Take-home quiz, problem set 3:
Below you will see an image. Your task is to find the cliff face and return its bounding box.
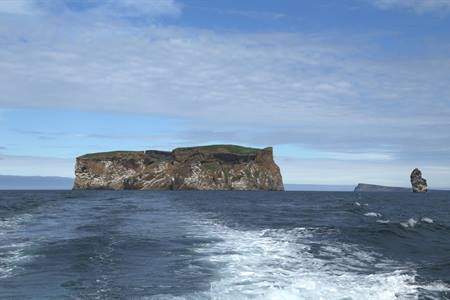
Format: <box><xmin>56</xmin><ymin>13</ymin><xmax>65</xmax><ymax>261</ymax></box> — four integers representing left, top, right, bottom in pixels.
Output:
<box><xmin>73</xmin><ymin>145</ymin><xmax>284</xmax><ymax>191</ymax></box>
<box><xmin>411</xmin><ymin>168</ymin><xmax>428</xmax><ymax>193</ymax></box>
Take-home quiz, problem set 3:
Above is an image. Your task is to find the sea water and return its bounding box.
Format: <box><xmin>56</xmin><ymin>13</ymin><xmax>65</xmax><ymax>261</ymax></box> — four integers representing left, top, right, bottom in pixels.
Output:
<box><xmin>0</xmin><ymin>190</ymin><xmax>449</xmax><ymax>299</ymax></box>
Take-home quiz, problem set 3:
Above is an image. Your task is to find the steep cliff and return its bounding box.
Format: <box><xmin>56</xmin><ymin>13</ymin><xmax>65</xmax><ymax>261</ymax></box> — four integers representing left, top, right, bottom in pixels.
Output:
<box><xmin>73</xmin><ymin>145</ymin><xmax>284</xmax><ymax>191</ymax></box>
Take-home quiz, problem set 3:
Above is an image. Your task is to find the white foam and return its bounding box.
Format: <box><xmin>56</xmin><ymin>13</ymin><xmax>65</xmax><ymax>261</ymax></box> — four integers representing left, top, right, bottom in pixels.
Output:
<box><xmin>0</xmin><ymin>213</ymin><xmax>37</xmax><ymax>278</ymax></box>
<box><xmin>0</xmin><ymin>213</ymin><xmax>33</xmax><ymax>233</ymax></box>
<box><xmin>376</xmin><ymin>219</ymin><xmax>390</xmax><ymax>224</ymax></box>
<box><xmin>400</xmin><ymin>218</ymin><xmax>418</xmax><ymax>228</ymax></box>
<box><xmin>420</xmin><ymin>217</ymin><xmax>434</xmax><ymax>224</ymax></box>
<box><xmin>153</xmin><ymin>220</ymin><xmax>450</xmax><ymax>300</ymax></box>
<box><xmin>364</xmin><ymin>212</ymin><xmax>381</xmax><ymax>217</ymax></box>
<box><xmin>354</xmin><ymin>202</ymin><xmax>361</xmax><ymax>206</ymax></box>
<box><xmin>0</xmin><ymin>242</ymin><xmax>37</xmax><ymax>278</ymax></box>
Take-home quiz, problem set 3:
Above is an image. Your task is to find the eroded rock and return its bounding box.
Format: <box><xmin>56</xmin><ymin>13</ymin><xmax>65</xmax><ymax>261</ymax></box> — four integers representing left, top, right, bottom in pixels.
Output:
<box><xmin>410</xmin><ymin>168</ymin><xmax>428</xmax><ymax>193</ymax></box>
<box><xmin>73</xmin><ymin>145</ymin><xmax>284</xmax><ymax>191</ymax></box>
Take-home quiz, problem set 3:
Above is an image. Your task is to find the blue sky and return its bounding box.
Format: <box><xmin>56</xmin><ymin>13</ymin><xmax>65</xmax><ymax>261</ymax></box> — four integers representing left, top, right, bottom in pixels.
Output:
<box><xmin>0</xmin><ymin>0</ymin><xmax>450</xmax><ymax>187</ymax></box>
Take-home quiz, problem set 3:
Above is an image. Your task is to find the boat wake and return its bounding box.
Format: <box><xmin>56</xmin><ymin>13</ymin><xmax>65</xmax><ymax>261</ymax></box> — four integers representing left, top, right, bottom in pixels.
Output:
<box><xmin>155</xmin><ymin>220</ymin><xmax>449</xmax><ymax>300</ymax></box>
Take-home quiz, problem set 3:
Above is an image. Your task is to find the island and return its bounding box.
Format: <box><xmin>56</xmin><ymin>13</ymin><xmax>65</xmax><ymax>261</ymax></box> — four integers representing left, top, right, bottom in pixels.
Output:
<box><xmin>354</xmin><ymin>183</ymin><xmax>410</xmax><ymax>192</ymax></box>
<box><xmin>354</xmin><ymin>168</ymin><xmax>429</xmax><ymax>193</ymax></box>
<box><xmin>73</xmin><ymin>145</ymin><xmax>284</xmax><ymax>191</ymax></box>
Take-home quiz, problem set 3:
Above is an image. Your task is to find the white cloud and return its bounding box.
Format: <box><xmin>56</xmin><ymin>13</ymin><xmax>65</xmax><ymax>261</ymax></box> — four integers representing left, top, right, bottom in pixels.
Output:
<box><xmin>368</xmin><ymin>0</ymin><xmax>450</xmax><ymax>13</ymax></box>
<box><xmin>110</xmin><ymin>0</ymin><xmax>181</xmax><ymax>17</ymax></box>
<box><xmin>0</xmin><ymin>14</ymin><xmax>449</xmax><ymax>158</ymax></box>
<box><xmin>0</xmin><ymin>0</ymin><xmax>181</xmax><ymax>17</ymax></box>
<box><xmin>2</xmin><ymin>20</ymin><xmax>448</xmax><ymax>125</ymax></box>
<box><xmin>0</xmin><ymin>3</ymin><xmax>449</xmax><ymax>183</ymax></box>
<box><xmin>0</xmin><ymin>23</ymin><xmax>357</xmax><ymax>122</ymax></box>
<box><xmin>0</xmin><ymin>0</ymin><xmax>34</xmax><ymax>15</ymax></box>
<box><xmin>193</xmin><ymin>6</ymin><xmax>286</xmax><ymax>20</ymax></box>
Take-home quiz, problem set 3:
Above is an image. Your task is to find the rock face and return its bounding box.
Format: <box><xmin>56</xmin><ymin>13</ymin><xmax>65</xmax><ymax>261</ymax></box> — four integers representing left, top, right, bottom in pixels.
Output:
<box><xmin>354</xmin><ymin>183</ymin><xmax>410</xmax><ymax>192</ymax></box>
<box><xmin>73</xmin><ymin>145</ymin><xmax>284</xmax><ymax>191</ymax></box>
<box><xmin>410</xmin><ymin>168</ymin><xmax>428</xmax><ymax>193</ymax></box>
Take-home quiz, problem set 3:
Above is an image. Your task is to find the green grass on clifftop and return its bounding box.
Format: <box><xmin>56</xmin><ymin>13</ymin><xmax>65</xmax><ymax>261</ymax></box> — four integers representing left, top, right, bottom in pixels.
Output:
<box><xmin>78</xmin><ymin>145</ymin><xmax>264</xmax><ymax>160</ymax></box>
<box><xmin>78</xmin><ymin>151</ymin><xmax>144</xmax><ymax>160</ymax></box>
<box><xmin>174</xmin><ymin>144</ymin><xmax>261</xmax><ymax>155</ymax></box>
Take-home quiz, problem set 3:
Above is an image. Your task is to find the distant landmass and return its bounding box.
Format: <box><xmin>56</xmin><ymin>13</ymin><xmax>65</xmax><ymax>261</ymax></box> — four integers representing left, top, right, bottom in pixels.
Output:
<box><xmin>285</xmin><ymin>184</ymin><xmax>354</xmax><ymax>191</ymax></box>
<box><xmin>354</xmin><ymin>183</ymin><xmax>411</xmax><ymax>192</ymax></box>
<box><xmin>0</xmin><ymin>175</ymin><xmax>74</xmax><ymax>190</ymax></box>
<box><xmin>355</xmin><ymin>168</ymin><xmax>436</xmax><ymax>192</ymax></box>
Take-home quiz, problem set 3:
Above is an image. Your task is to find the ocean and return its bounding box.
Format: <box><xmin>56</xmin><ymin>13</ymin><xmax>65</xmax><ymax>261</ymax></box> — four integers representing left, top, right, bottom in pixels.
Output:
<box><xmin>0</xmin><ymin>190</ymin><xmax>449</xmax><ymax>299</ymax></box>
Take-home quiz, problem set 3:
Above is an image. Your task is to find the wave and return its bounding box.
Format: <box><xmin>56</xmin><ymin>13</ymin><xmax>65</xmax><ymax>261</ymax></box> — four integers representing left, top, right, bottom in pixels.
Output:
<box><xmin>0</xmin><ymin>213</ymin><xmax>37</xmax><ymax>278</ymax></box>
<box><xmin>153</xmin><ymin>220</ymin><xmax>449</xmax><ymax>299</ymax></box>
<box><xmin>364</xmin><ymin>212</ymin><xmax>382</xmax><ymax>217</ymax></box>
<box><xmin>399</xmin><ymin>217</ymin><xmax>438</xmax><ymax>229</ymax></box>
<box><xmin>421</xmin><ymin>217</ymin><xmax>434</xmax><ymax>224</ymax></box>
<box><xmin>2</xmin><ymin>192</ymin><xmax>449</xmax><ymax>299</ymax></box>
<box><xmin>400</xmin><ymin>218</ymin><xmax>418</xmax><ymax>229</ymax></box>
<box><xmin>376</xmin><ymin>219</ymin><xmax>390</xmax><ymax>224</ymax></box>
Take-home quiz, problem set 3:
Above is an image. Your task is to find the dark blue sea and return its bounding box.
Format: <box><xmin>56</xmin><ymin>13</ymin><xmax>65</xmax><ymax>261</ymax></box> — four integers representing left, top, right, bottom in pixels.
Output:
<box><xmin>1</xmin><ymin>191</ymin><xmax>449</xmax><ymax>299</ymax></box>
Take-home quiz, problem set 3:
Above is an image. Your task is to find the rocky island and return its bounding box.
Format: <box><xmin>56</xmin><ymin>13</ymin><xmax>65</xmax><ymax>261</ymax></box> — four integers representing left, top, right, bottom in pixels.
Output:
<box><xmin>354</xmin><ymin>183</ymin><xmax>410</xmax><ymax>192</ymax></box>
<box><xmin>73</xmin><ymin>145</ymin><xmax>284</xmax><ymax>191</ymax></box>
<box><xmin>354</xmin><ymin>168</ymin><xmax>429</xmax><ymax>192</ymax></box>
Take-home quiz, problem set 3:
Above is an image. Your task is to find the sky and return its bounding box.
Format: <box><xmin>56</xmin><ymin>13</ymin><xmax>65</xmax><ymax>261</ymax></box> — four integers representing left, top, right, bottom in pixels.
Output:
<box><xmin>0</xmin><ymin>0</ymin><xmax>449</xmax><ymax>187</ymax></box>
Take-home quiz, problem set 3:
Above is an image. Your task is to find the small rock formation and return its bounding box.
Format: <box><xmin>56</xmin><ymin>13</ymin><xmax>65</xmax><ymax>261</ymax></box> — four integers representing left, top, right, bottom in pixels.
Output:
<box><xmin>410</xmin><ymin>168</ymin><xmax>428</xmax><ymax>193</ymax></box>
<box><xmin>73</xmin><ymin>145</ymin><xmax>284</xmax><ymax>191</ymax></box>
<box><xmin>354</xmin><ymin>183</ymin><xmax>410</xmax><ymax>192</ymax></box>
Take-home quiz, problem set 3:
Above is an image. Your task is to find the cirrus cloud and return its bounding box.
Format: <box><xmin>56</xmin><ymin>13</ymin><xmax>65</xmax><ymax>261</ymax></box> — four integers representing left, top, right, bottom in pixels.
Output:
<box><xmin>0</xmin><ymin>0</ymin><xmax>450</xmax><ymax>184</ymax></box>
<box><xmin>368</xmin><ymin>0</ymin><xmax>450</xmax><ymax>13</ymax></box>
<box><xmin>0</xmin><ymin>8</ymin><xmax>449</xmax><ymax>162</ymax></box>
<box><xmin>0</xmin><ymin>0</ymin><xmax>182</xmax><ymax>18</ymax></box>
<box><xmin>0</xmin><ymin>0</ymin><xmax>35</xmax><ymax>15</ymax></box>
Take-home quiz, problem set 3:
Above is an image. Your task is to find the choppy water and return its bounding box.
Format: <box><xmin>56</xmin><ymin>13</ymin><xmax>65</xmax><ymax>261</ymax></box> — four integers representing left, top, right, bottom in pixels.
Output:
<box><xmin>0</xmin><ymin>191</ymin><xmax>449</xmax><ymax>299</ymax></box>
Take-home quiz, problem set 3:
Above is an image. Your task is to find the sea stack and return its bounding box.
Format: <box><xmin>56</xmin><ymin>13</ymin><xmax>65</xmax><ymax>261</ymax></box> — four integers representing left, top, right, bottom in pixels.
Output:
<box><xmin>73</xmin><ymin>145</ymin><xmax>284</xmax><ymax>191</ymax></box>
<box><xmin>410</xmin><ymin>168</ymin><xmax>428</xmax><ymax>193</ymax></box>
